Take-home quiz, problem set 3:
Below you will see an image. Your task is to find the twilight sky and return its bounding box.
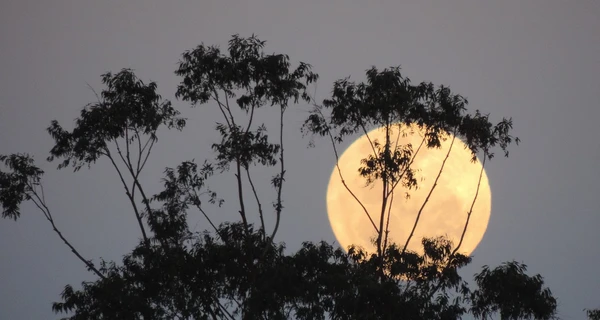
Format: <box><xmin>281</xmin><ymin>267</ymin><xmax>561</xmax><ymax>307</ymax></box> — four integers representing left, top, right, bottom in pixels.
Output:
<box><xmin>1</xmin><ymin>0</ymin><xmax>599</xmax><ymax>319</ymax></box>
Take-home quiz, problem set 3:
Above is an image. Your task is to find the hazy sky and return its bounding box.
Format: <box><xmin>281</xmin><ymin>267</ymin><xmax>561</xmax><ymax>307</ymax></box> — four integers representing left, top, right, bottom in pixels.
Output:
<box><xmin>1</xmin><ymin>1</ymin><xmax>599</xmax><ymax>319</ymax></box>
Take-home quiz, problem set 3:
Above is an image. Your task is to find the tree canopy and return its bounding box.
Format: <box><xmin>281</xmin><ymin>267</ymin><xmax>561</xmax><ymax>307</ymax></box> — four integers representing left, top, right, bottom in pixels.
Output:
<box><xmin>0</xmin><ymin>34</ymin><xmax>585</xmax><ymax>319</ymax></box>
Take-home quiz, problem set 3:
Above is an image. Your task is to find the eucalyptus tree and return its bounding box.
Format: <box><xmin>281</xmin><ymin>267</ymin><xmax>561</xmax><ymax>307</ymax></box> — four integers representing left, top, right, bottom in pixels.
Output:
<box><xmin>0</xmin><ymin>35</ymin><xmax>564</xmax><ymax>319</ymax></box>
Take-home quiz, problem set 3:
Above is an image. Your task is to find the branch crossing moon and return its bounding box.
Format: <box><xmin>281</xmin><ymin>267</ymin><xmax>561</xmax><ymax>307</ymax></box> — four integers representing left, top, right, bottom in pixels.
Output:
<box><xmin>326</xmin><ymin>124</ymin><xmax>491</xmax><ymax>256</ymax></box>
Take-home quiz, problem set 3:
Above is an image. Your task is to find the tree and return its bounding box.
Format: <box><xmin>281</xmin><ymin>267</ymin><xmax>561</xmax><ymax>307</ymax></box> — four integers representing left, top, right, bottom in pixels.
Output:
<box><xmin>1</xmin><ymin>35</ymin><xmax>562</xmax><ymax>319</ymax></box>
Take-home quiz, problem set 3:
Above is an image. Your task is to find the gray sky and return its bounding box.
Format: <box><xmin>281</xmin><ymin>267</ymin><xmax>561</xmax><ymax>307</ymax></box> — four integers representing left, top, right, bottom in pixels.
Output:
<box><xmin>1</xmin><ymin>0</ymin><xmax>599</xmax><ymax>319</ymax></box>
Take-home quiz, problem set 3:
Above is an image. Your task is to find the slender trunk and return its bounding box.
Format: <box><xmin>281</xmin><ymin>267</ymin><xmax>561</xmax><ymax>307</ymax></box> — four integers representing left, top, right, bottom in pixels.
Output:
<box><xmin>270</xmin><ymin>107</ymin><xmax>286</xmax><ymax>241</ymax></box>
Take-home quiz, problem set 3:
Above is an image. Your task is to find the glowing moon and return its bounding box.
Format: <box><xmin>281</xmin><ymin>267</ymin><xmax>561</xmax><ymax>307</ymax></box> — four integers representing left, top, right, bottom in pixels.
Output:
<box><xmin>326</xmin><ymin>124</ymin><xmax>491</xmax><ymax>256</ymax></box>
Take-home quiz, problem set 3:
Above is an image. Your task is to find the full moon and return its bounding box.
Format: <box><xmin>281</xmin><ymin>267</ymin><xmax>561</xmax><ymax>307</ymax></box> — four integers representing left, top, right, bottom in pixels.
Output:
<box><xmin>326</xmin><ymin>124</ymin><xmax>491</xmax><ymax>256</ymax></box>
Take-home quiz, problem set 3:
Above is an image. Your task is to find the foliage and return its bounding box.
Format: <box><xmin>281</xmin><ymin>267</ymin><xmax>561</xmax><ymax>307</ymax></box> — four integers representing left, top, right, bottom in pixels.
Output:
<box><xmin>0</xmin><ymin>35</ymin><xmax>569</xmax><ymax>319</ymax></box>
<box><xmin>587</xmin><ymin>309</ymin><xmax>600</xmax><ymax>320</ymax></box>
<box><xmin>471</xmin><ymin>262</ymin><xmax>557</xmax><ymax>320</ymax></box>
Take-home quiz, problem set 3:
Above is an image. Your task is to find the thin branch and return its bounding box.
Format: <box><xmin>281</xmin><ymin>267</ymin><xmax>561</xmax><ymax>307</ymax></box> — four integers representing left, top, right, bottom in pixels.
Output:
<box><xmin>314</xmin><ymin>105</ymin><xmax>379</xmax><ymax>233</ymax></box>
<box><xmin>139</xmin><ymin>134</ymin><xmax>153</xmax><ymax>156</ymax></box>
<box><xmin>213</xmin><ymin>88</ymin><xmax>248</xmax><ymax>234</ymax></box>
<box><xmin>28</xmin><ymin>186</ymin><xmax>106</xmax><ymax>280</ymax></box>
<box><xmin>244</xmin><ymin>101</ymin><xmax>264</xmax><ymax>238</ymax></box>
<box><xmin>124</xmin><ymin>124</ymin><xmax>134</xmax><ymax>171</ymax></box>
<box><xmin>134</xmin><ymin>128</ymin><xmax>144</xmax><ymax>174</ymax></box>
<box><xmin>382</xmin><ymin>190</ymin><xmax>395</xmax><ymax>253</ymax></box>
<box><xmin>211</xmin><ymin>91</ymin><xmax>232</xmax><ymax>129</ymax></box>
<box><xmin>245</xmin><ymin>104</ymin><xmax>256</xmax><ymax>134</ymax></box>
<box><xmin>113</xmin><ymin>139</ymin><xmax>129</xmax><ymax>169</ymax></box>
<box><xmin>217</xmin><ymin>301</ymin><xmax>235</xmax><ymax>320</ymax></box>
<box><xmin>114</xmin><ymin>138</ymin><xmax>139</xmax><ymax>204</ymax></box>
<box><xmin>223</xmin><ymin>91</ymin><xmax>235</xmax><ymax>124</ymax></box>
<box><xmin>452</xmin><ymin>154</ymin><xmax>486</xmax><ymax>256</ymax></box>
<box><xmin>376</xmin><ymin>125</ymin><xmax>392</xmax><ymax>257</ymax></box>
<box><xmin>39</xmin><ymin>184</ymin><xmax>47</xmax><ymax>204</ymax></box>
<box><xmin>138</xmin><ymin>137</ymin><xmax>155</xmax><ymax>175</ymax></box>
<box><xmin>189</xmin><ymin>190</ymin><xmax>222</xmax><ymax>240</ymax></box>
<box><xmin>402</xmin><ymin>131</ymin><xmax>456</xmax><ymax>254</ymax></box>
<box><xmin>115</xmin><ymin>140</ymin><xmax>154</xmax><ymax>223</ymax></box>
<box><xmin>270</xmin><ymin>106</ymin><xmax>286</xmax><ymax>241</ymax></box>
<box><xmin>424</xmin><ymin>153</ymin><xmax>487</xmax><ymax>302</ymax></box>
<box><xmin>85</xmin><ymin>82</ymin><xmax>102</xmax><ymax>104</ymax></box>
<box><xmin>387</xmin><ymin>132</ymin><xmax>426</xmax><ymax>198</ymax></box>
<box><xmin>359</xmin><ymin>123</ymin><xmax>378</xmax><ymax>167</ymax></box>
<box><xmin>104</xmin><ymin>147</ymin><xmax>149</xmax><ymax>245</ymax></box>
<box><xmin>246</xmin><ymin>167</ymin><xmax>266</xmax><ymax>238</ymax></box>
<box><xmin>235</xmin><ymin>162</ymin><xmax>249</xmax><ymax>235</ymax></box>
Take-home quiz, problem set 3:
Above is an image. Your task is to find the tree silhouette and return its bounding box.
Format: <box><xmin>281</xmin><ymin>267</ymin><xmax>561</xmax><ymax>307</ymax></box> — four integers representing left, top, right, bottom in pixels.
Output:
<box><xmin>0</xmin><ymin>35</ymin><xmax>568</xmax><ymax>319</ymax></box>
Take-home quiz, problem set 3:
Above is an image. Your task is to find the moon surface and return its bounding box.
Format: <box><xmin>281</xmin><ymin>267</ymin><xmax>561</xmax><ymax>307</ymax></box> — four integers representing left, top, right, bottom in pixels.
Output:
<box><xmin>326</xmin><ymin>124</ymin><xmax>491</xmax><ymax>256</ymax></box>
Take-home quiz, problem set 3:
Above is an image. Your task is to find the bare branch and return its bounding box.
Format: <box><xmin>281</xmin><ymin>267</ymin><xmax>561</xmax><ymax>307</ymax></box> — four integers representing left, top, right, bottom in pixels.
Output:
<box><xmin>212</xmin><ymin>88</ymin><xmax>248</xmax><ymax>234</ymax></box>
<box><xmin>189</xmin><ymin>190</ymin><xmax>222</xmax><ymax>241</ymax></box>
<box><xmin>28</xmin><ymin>185</ymin><xmax>106</xmax><ymax>280</ymax></box>
<box><xmin>138</xmin><ymin>137</ymin><xmax>155</xmax><ymax>175</ymax></box>
<box><xmin>246</xmin><ymin>167</ymin><xmax>266</xmax><ymax>238</ymax></box>
<box><xmin>235</xmin><ymin>163</ymin><xmax>249</xmax><ymax>235</ymax></box>
<box><xmin>359</xmin><ymin>123</ymin><xmax>378</xmax><ymax>168</ymax></box>
<box><xmin>211</xmin><ymin>91</ymin><xmax>233</xmax><ymax>129</ymax></box>
<box><xmin>104</xmin><ymin>147</ymin><xmax>149</xmax><ymax>246</ymax></box>
<box><xmin>453</xmin><ymin>154</ymin><xmax>486</xmax><ymax>256</ymax></box>
<box><xmin>313</xmin><ymin>104</ymin><xmax>379</xmax><ymax>233</ymax></box>
<box><xmin>223</xmin><ymin>90</ymin><xmax>235</xmax><ymax>124</ymax></box>
<box><xmin>382</xmin><ymin>190</ymin><xmax>395</xmax><ymax>253</ymax></box>
<box><xmin>124</xmin><ymin>123</ymin><xmax>134</xmax><ymax>171</ymax></box>
<box><xmin>270</xmin><ymin>106</ymin><xmax>285</xmax><ymax>241</ymax></box>
<box><xmin>403</xmin><ymin>131</ymin><xmax>456</xmax><ymax>254</ymax></box>
<box><xmin>387</xmin><ymin>134</ymin><xmax>426</xmax><ymax>198</ymax></box>
<box><xmin>134</xmin><ymin>128</ymin><xmax>143</xmax><ymax>174</ymax></box>
<box><xmin>245</xmin><ymin>104</ymin><xmax>255</xmax><ymax>134</ymax></box>
<box><xmin>376</xmin><ymin>125</ymin><xmax>392</xmax><ymax>257</ymax></box>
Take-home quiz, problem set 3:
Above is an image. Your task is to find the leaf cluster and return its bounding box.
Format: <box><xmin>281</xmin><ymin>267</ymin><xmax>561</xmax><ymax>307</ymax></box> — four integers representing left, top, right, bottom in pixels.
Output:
<box><xmin>47</xmin><ymin>69</ymin><xmax>185</xmax><ymax>171</ymax></box>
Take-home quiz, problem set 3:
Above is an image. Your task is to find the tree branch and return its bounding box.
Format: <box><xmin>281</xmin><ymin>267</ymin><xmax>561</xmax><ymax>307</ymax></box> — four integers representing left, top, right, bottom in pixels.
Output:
<box><xmin>246</xmin><ymin>167</ymin><xmax>266</xmax><ymax>239</ymax></box>
<box><xmin>314</xmin><ymin>106</ymin><xmax>379</xmax><ymax>233</ymax></box>
<box><xmin>387</xmin><ymin>131</ymin><xmax>426</xmax><ymax>198</ymax></box>
<box><xmin>453</xmin><ymin>154</ymin><xmax>486</xmax><ymax>256</ymax></box>
<box><xmin>402</xmin><ymin>131</ymin><xmax>456</xmax><ymax>254</ymax></box>
<box><xmin>270</xmin><ymin>106</ymin><xmax>286</xmax><ymax>241</ymax></box>
<box><xmin>104</xmin><ymin>147</ymin><xmax>149</xmax><ymax>246</ymax></box>
<box><xmin>189</xmin><ymin>190</ymin><xmax>222</xmax><ymax>241</ymax></box>
<box><xmin>382</xmin><ymin>189</ymin><xmax>395</xmax><ymax>253</ymax></box>
<box><xmin>28</xmin><ymin>185</ymin><xmax>106</xmax><ymax>280</ymax></box>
